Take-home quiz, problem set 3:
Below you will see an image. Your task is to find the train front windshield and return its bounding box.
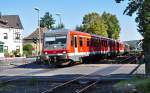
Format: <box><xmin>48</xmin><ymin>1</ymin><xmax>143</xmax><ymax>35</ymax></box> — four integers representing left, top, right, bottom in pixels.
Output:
<box><xmin>44</xmin><ymin>35</ymin><xmax>67</xmax><ymax>50</ymax></box>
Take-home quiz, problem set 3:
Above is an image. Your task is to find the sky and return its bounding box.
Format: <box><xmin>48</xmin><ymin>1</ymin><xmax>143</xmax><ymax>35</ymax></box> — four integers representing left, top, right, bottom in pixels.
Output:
<box><xmin>0</xmin><ymin>0</ymin><xmax>143</xmax><ymax>41</ymax></box>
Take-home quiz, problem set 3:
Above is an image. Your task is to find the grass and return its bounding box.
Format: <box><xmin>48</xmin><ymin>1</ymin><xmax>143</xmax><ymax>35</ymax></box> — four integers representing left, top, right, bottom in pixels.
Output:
<box><xmin>0</xmin><ymin>83</ymin><xmax>16</xmax><ymax>92</ymax></box>
<box><xmin>136</xmin><ymin>78</ymin><xmax>150</xmax><ymax>93</ymax></box>
<box><xmin>28</xmin><ymin>77</ymin><xmax>38</xmax><ymax>86</ymax></box>
<box><xmin>114</xmin><ymin>75</ymin><xmax>150</xmax><ymax>93</ymax></box>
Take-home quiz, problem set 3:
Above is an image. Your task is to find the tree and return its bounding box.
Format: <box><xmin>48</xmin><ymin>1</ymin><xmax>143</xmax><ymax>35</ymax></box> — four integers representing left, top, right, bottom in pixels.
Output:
<box><xmin>76</xmin><ymin>25</ymin><xmax>84</xmax><ymax>31</ymax></box>
<box><xmin>115</xmin><ymin>0</ymin><xmax>150</xmax><ymax>75</ymax></box>
<box><xmin>76</xmin><ymin>12</ymin><xmax>108</xmax><ymax>37</ymax></box>
<box><xmin>23</xmin><ymin>44</ymin><xmax>33</xmax><ymax>56</ymax></box>
<box><xmin>40</xmin><ymin>12</ymin><xmax>55</xmax><ymax>29</ymax></box>
<box><xmin>53</xmin><ymin>23</ymin><xmax>65</xmax><ymax>30</ymax></box>
<box><xmin>102</xmin><ymin>12</ymin><xmax>121</xmax><ymax>39</ymax></box>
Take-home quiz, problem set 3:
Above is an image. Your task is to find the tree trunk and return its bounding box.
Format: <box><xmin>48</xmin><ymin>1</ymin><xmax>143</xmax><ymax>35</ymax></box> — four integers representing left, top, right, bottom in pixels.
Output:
<box><xmin>145</xmin><ymin>55</ymin><xmax>150</xmax><ymax>76</ymax></box>
<box><xmin>143</xmin><ymin>40</ymin><xmax>150</xmax><ymax>76</ymax></box>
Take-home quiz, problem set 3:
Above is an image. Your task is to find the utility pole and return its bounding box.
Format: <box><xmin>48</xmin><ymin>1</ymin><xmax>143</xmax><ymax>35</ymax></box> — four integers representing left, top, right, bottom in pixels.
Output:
<box><xmin>56</xmin><ymin>13</ymin><xmax>62</xmax><ymax>25</ymax></box>
<box><xmin>34</xmin><ymin>8</ymin><xmax>41</xmax><ymax>55</ymax></box>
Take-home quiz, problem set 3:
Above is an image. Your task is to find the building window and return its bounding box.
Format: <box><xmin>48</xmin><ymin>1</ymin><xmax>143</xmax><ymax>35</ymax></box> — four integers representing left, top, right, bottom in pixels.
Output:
<box><xmin>16</xmin><ymin>46</ymin><xmax>20</xmax><ymax>52</ymax></box>
<box><xmin>15</xmin><ymin>33</ymin><xmax>20</xmax><ymax>40</ymax></box>
<box><xmin>4</xmin><ymin>46</ymin><xmax>8</xmax><ymax>52</ymax></box>
<box><xmin>4</xmin><ymin>33</ymin><xmax>8</xmax><ymax>39</ymax></box>
<box><xmin>0</xmin><ymin>45</ymin><xmax>3</xmax><ymax>53</ymax></box>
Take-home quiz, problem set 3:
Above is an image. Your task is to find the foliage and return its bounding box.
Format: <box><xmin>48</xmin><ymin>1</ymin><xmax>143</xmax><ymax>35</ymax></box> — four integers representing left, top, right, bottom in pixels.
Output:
<box><xmin>115</xmin><ymin>0</ymin><xmax>150</xmax><ymax>75</ymax></box>
<box><xmin>114</xmin><ymin>76</ymin><xmax>150</xmax><ymax>93</ymax></box>
<box><xmin>76</xmin><ymin>25</ymin><xmax>84</xmax><ymax>31</ymax></box>
<box><xmin>76</xmin><ymin>12</ymin><xmax>108</xmax><ymax>37</ymax></box>
<box><xmin>28</xmin><ymin>77</ymin><xmax>38</xmax><ymax>86</ymax></box>
<box><xmin>4</xmin><ymin>50</ymin><xmax>21</xmax><ymax>57</ymax></box>
<box><xmin>0</xmin><ymin>85</ymin><xmax>16</xmax><ymax>92</ymax></box>
<box><xmin>53</xmin><ymin>23</ymin><xmax>65</xmax><ymax>30</ymax></box>
<box><xmin>115</xmin><ymin>0</ymin><xmax>145</xmax><ymax>36</ymax></box>
<box><xmin>136</xmin><ymin>77</ymin><xmax>150</xmax><ymax>93</ymax></box>
<box><xmin>23</xmin><ymin>44</ymin><xmax>32</xmax><ymax>56</ymax></box>
<box><xmin>4</xmin><ymin>50</ymin><xmax>9</xmax><ymax>57</ymax></box>
<box><xmin>40</xmin><ymin>12</ymin><xmax>55</xmax><ymax>29</ymax></box>
<box><xmin>102</xmin><ymin>12</ymin><xmax>121</xmax><ymax>39</ymax></box>
<box><xmin>115</xmin><ymin>0</ymin><xmax>144</xmax><ymax>16</ymax></box>
<box><xmin>13</xmin><ymin>50</ymin><xmax>21</xmax><ymax>57</ymax></box>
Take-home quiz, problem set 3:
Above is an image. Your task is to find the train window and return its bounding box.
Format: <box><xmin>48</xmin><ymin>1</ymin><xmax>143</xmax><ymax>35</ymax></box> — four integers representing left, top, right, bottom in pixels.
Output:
<box><xmin>94</xmin><ymin>39</ymin><xmax>96</xmax><ymax>46</ymax></box>
<box><xmin>102</xmin><ymin>40</ymin><xmax>103</xmax><ymax>46</ymax></box>
<box><xmin>96</xmin><ymin>39</ymin><xmax>98</xmax><ymax>46</ymax></box>
<box><xmin>71</xmin><ymin>37</ymin><xmax>74</xmax><ymax>46</ymax></box>
<box><xmin>103</xmin><ymin>40</ymin><xmax>105</xmax><ymax>47</ymax></box>
<box><xmin>74</xmin><ymin>37</ymin><xmax>77</xmax><ymax>48</ymax></box>
<box><xmin>96</xmin><ymin>39</ymin><xmax>99</xmax><ymax>46</ymax></box>
<box><xmin>80</xmin><ymin>37</ymin><xmax>83</xmax><ymax>47</ymax></box>
<box><xmin>99</xmin><ymin>39</ymin><xmax>101</xmax><ymax>46</ymax></box>
<box><xmin>87</xmin><ymin>39</ymin><xmax>89</xmax><ymax>47</ymax></box>
<box><xmin>90</xmin><ymin>38</ymin><xmax>93</xmax><ymax>47</ymax></box>
<box><xmin>105</xmin><ymin>41</ymin><xmax>107</xmax><ymax>47</ymax></box>
<box><xmin>55</xmin><ymin>36</ymin><xmax>67</xmax><ymax>44</ymax></box>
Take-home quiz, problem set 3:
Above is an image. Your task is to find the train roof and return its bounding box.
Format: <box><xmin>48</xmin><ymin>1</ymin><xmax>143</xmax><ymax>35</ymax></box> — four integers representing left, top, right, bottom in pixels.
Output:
<box><xmin>44</xmin><ymin>29</ymin><xmax>90</xmax><ymax>36</ymax></box>
<box><xmin>45</xmin><ymin>29</ymin><xmax>69</xmax><ymax>34</ymax></box>
<box><xmin>44</xmin><ymin>29</ymin><xmax>123</xmax><ymax>43</ymax></box>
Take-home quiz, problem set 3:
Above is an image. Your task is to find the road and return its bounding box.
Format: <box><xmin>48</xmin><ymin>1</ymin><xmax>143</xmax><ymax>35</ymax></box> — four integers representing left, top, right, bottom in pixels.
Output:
<box><xmin>0</xmin><ymin>63</ymin><xmax>145</xmax><ymax>77</ymax></box>
<box><xmin>0</xmin><ymin>57</ymin><xmax>145</xmax><ymax>81</ymax></box>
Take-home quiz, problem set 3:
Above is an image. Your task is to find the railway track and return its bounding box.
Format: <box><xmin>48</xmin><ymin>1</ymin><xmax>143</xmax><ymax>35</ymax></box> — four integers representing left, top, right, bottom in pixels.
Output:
<box><xmin>41</xmin><ymin>55</ymin><xmax>141</xmax><ymax>93</ymax></box>
<box><xmin>41</xmin><ymin>74</ymin><xmax>102</xmax><ymax>93</ymax></box>
<box><xmin>117</xmin><ymin>55</ymin><xmax>138</xmax><ymax>64</ymax></box>
<box><xmin>0</xmin><ymin>55</ymin><xmax>142</xmax><ymax>93</ymax></box>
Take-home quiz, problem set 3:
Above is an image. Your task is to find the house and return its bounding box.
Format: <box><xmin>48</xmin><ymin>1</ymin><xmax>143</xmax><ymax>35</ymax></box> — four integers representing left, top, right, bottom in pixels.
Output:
<box><xmin>23</xmin><ymin>27</ymin><xmax>48</xmax><ymax>55</ymax></box>
<box><xmin>124</xmin><ymin>40</ymin><xmax>143</xmax><ymax>52</ymax></box>
<box><xmin>0</xmin><ymin>15</ymin><xmax>23</xmax><ymax>57</ymax></box>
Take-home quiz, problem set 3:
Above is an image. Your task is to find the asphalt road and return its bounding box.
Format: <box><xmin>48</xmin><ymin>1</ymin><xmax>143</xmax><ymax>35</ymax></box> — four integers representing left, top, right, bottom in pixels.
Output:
<box><xmin>0</xmin><ymin>63</ymin><xmax>145</xmax><ymax>77</ymax></box>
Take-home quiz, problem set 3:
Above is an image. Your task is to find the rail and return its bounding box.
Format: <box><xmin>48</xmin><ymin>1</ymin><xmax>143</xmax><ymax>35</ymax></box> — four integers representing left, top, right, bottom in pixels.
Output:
<box><xmin>41</xmin><ymin>74</ymin><xmax>98</xmax><ymax>93</ymax></box>
<box><xmin>41</xmin><ymin>55</ymin><xmax>141</xmax><ymax>93</ymax></box>
<box><xmin>119</xmin><ymin>56</ymin><xmax>134</xmax><ymax>63</ymax></box>
<box><xmin>75</xmin><ymin>81</ymin><xmax>99</xmax><ymax>93</ymax></box>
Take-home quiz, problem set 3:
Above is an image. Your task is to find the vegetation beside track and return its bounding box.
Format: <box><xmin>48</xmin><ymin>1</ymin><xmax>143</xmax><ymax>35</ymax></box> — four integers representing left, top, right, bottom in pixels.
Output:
<box><xmin>113</xmin><ymin>75</ymin><xmax>150</xmax><ymax>93</ymax></box>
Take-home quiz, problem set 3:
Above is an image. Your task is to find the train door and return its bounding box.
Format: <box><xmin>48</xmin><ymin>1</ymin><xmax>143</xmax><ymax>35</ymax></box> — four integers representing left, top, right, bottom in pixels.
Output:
<box><xmin>74</xmin><ymin>35</ymin><xmax>78</xmax><ymax>55</ymax></box>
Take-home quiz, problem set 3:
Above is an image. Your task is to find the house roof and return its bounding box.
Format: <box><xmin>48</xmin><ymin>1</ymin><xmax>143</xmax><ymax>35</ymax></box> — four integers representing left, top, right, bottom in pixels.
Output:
<box><xmin>0</xmin><ymin>15</ymin><xmax>23</xmax><ymax>29</ymax></box>
<box><xmin>24</xmin><ymin>27</ymin><xmax>48</xmax><ymax>40</ymax></box>
<box><xmin>124</xmin><ymin>40</ymin><xmax>143</xmax><ymax>50</ymax></box>
<box><xmin>124</xmin><ymin>40</ymin><xmax>140</xmax><ymax>47</ymax></box>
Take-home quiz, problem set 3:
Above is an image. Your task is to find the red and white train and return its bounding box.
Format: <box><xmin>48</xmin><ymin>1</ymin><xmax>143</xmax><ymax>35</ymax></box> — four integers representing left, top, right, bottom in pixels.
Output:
<box><xmin>42</xmin><ymin>29</ymin><xmax>125</xmax><ymax>66</ymax></box>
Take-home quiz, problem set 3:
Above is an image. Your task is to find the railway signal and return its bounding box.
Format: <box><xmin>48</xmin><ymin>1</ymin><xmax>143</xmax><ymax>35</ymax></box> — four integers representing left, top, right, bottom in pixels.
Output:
<box><xmin>32</xmin><ymin>37</ymin><xmax>38</xmax><ymax>44</ymax></box>
<box><xmin>32</xmin><ymin>37</ymin><xmax>38</xmax><ymax>56</ymax></box>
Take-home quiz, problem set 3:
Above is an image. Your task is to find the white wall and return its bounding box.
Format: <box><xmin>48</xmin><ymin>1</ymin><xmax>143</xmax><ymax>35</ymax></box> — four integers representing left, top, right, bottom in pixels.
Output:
<box><xmin>0</xmin><ymin>28</ymin><xmax>23</xmax><ymax>56</ymax></box>
<box><xmin>0</xmin><ymin>53</ymin><xmax>4</xmax><ymax>57</ymax></box>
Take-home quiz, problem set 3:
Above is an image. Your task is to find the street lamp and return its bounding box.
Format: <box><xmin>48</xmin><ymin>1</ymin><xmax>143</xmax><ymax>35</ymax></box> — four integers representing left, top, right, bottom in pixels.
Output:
<box><xmin>34</xmin><ymin>8</ymin><xmax>41</xmax><ymax>55</ymax></box>
<box><xmin>56</xmin><ymin>13</ymin><xmax>62</xmax><ymax>25</ymax></box>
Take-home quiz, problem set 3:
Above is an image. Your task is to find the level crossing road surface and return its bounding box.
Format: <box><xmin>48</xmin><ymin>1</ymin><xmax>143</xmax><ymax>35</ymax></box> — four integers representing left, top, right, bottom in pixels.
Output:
<box><xmin>0</xmin><ymin>64</ymin><xmax>145</xmax><ymax>78</ymax></box>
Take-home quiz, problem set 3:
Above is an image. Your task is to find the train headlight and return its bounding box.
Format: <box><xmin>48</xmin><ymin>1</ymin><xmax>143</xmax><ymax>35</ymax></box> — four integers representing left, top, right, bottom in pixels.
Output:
<box><xmin>63</xmin><ymin>51</ymin><xmax>66</xmax><ymax>53</ymax></box>
<box><xmin>45</xmin><ymin>52</ymin><xmax>48</xmax><ymax>54</ymax></box>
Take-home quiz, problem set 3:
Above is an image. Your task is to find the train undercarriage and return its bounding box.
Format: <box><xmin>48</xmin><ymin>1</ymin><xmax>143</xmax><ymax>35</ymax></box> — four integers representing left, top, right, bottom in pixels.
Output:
<box><xmin>35</xmin><ymin>51</ymin><xmax>124</xmax><ymax>67</ymax></box>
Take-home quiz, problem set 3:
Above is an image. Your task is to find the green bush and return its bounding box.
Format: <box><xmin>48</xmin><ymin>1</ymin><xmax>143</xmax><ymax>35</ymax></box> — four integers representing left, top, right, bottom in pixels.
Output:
<box><xmin>9</xmin><ymin>50</ymin><xmax>21</xmax><ymax>57</ymax></box>
<box><xmin>114</xmin><ymin>76</ymin><xmax>150</xmax><ymax>93</ymax></box>
<box><xmin>4</xmin><ymin>50</ymin><xmax>10</xmax><ymax>57</ymax></box>
<box><xmin>28</xmin><ymin>77</ymin><xmax>38</xmax><ymax>86</ymax></box>
<box><xmin>23</xmin><ymin>44</ymin><xmax>33</xmax><ymax>56</ymax></box>
<box><xmin>136</xmin><ymin>77</ymin><xmax>150</xmax><ymax>93</ymax></box>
